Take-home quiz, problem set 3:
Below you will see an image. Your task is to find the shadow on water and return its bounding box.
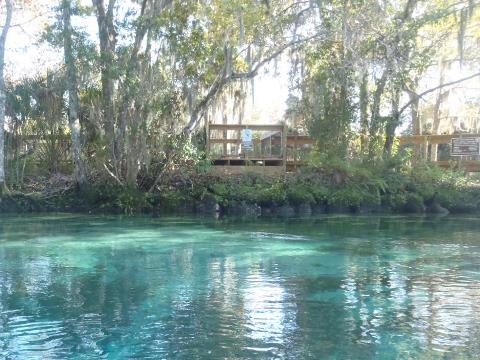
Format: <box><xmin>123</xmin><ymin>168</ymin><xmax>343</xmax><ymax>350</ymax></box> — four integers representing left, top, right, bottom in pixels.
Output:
<box><xmin>0</xmin><ymin>213</ymin><xmax>479</xmax><ymax>359</ymax></box>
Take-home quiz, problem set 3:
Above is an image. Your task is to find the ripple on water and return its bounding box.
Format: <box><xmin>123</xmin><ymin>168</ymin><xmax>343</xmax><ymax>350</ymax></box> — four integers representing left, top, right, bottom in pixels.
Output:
<box><xmin>0</xmin><ymin>315</ymin><xmax>68</xmax><ymax>359</ymax></box>
<box><xmin>0</xmin><ymin>215</ymin><xmax>480</xmax><ymax>359</ymax></box>
<box><xmin>409</xmin><ymin>275</ymin><xmax>480</xmax><ymax>353</ymax></box>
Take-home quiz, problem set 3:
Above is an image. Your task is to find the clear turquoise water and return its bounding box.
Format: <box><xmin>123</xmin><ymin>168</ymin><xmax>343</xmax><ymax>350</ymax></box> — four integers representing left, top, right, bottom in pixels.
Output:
<box><xmin>0</xmin><ymin>215</ymin><xmax>479</xmax><ymax>359</ymax></box>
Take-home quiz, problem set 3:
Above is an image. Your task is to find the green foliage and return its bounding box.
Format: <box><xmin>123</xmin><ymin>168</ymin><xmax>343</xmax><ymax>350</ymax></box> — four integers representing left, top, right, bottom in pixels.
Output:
<box><xmin>252</xmin><ymin>181</ymin><xmax>285</xmax><ymax>206</ymax></box>
<box><xmin>91</xmin><ymin>185</ymin><xmax>151</xmax><ymax>215</ymax></box>
<box><xmin>152</xmin><ymin>186</ymin><xmax>190</xmax><ymax>212</ymax></box>
<box><xmin>2</xmin><ymin>157</ymin><xmax>480</xmax><ymax>216</ymax></box>
<box><xmin>329</xmin><ymin>186</ymin><xmax>380</xmax><ymax>210</ymax></box>
<box><xmin>3</xmin><ymin>0</ymin><xmax>480</xmax><ymax>213</ymax></box>
<box><xmin>195</xmin><ymin>159</ymin><xmax>213</xmax><ymax>174</ymax></box>
<box><xmin>299</xmin><ymin>40</ymin><xmax>356</xmax><ymax>158</ymax></box>
<box><xmin>286</xmin><ymin>183</ymin><xmax>315</xmax><ymax>205</ymax></box>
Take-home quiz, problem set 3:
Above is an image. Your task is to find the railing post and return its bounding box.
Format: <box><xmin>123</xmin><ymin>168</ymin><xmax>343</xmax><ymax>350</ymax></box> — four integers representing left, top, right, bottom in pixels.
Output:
<box><xmin>424</xmin><ymin>137</ymin><xmax>429</xmax><ymax>160</ymax></box>
<box><xmin>282</xmin><ymin>123</ymin><xmax>287</xmax><ymax>173</ymax></box>
<box><xmin>293</xmin><ymin>133</ymin><xmax>297</xmax><ymax>171</ymax></box>
<box><xmin>222</xmin><ymin>117</ymin><xmax>228</xmax><ymax>157</ymax></box>
<box><xmin>206</xmin><ymin>121</ymin><xmax>210</xmax><ymax>158</ymax></box>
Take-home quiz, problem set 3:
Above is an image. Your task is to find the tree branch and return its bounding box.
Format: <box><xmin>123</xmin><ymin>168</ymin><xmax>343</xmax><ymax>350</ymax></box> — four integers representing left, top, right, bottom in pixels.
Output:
<box><xmin>183</xmin><ymin>34</ymin><xmax>321</xmax><ymax>134</ymax></box>
<box><xmin>399</xmin><ymin>71</ymin><xmax>480</xmax><ymax>116</ymax></box>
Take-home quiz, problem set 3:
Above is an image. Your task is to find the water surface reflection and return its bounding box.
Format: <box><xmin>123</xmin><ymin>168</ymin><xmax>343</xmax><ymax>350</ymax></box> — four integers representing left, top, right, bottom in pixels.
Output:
<box><xmin>0</xmin><ymin>215</ymin><xmax>479</xmax><ymax>359</ymax></box>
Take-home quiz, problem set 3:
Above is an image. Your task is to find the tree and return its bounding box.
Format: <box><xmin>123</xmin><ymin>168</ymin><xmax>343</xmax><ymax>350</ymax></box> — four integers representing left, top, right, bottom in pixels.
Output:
<box><xmin>62</xmin><ymin>0</ymin><xmax>88</xmax><ymax>188</ymax></box>
<box><xmin>92</xmin><ymin>0</ymin><xmax>116</xmax><ymax>163</ymax></box>
<box><xmin>0</xmin><ymin>0</ymin><xmax>13</xmax><ymax>192</ymax></box>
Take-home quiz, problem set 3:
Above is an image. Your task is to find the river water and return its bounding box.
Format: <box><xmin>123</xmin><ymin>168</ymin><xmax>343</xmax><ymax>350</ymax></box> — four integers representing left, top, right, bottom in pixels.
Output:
<box><xmin>0</xmin><ymin>214</ymin><xmax>479</xmax><ymax>359</ymax></box>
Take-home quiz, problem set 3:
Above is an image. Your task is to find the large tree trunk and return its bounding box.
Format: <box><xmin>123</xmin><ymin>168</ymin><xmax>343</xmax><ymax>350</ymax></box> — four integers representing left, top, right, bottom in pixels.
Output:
<box><xmin>384</xmin><ymin>85</ymin><xmax>401</xmax><ymax>155</ymax></box>
<box><xmin>368</xmin><ymin>69</ymin><xmax>388</xmax><ymax>157</ymax></box>
<box><xmin>431</xmin><ymin>60</ymin><xmax>449</xmax><ymax>161</ymax></box>
<box><xmin>406</xmin><ymin>89</ymin><xmax>422</xmax><ymax>159</ymax></box>
<box><xmin>368</xmin><ymin>0</ymin><xmax>417</xmax><ymax>158</ymax></box>
<box><xmin>359</xmin><ymin>71</ymin><xmax>369</xmax><ymax>153</ymax></box>
<box><xmin>92</xmin><ymin>0</ymin><xmax>116</xmax><ymax>164</ymax></box>
<box><xmin>116</xmin><ymin>0</ymin><xmax>149</xmax><ymax>173</ymax></box>
<box><xmin>62</xmin><ymin>0</ymin><xmax>88</xmax><ymax>188</ymax></box>
<box><xmin>0</xmin><ymin>0</ymin><xmax>13</xmax><ymax>192</ymax></box>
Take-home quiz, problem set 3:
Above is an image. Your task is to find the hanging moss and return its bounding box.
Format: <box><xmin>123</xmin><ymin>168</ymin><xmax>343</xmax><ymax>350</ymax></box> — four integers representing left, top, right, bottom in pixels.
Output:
<box><xmin>457</xmin><ymin>8</ymin><xmax>467</xmax><ymax>65</ymax></box>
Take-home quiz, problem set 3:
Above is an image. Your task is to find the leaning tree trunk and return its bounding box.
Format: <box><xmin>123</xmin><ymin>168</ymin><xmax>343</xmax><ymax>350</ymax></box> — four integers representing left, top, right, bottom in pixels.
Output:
<box><xmin>0</xmin><ymin>0</ymin><xmax>13</xmax><ymax>193</ymax></box>
<box><xmin>92</xmin><ymin>0</ymin><xmax>117</xmax><ymax>166</ymax></box>
<box><xmin>62</xmin><ymin>0</ymin><xmax>88</xmax><ymax>188</ymax></box>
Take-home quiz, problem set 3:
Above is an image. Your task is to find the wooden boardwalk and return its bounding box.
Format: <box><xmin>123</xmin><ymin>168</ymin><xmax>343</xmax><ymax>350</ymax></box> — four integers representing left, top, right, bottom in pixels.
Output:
<box><xmin>397</xmin><ymin>133</ymin><xmax>480</xmax><ymax>172</ymax></box>
<box><xmin>206</xmin><ymin>123</ymin><xmax>313</xmax><ymax>175</ymax></box>
<box><xmin>206</xmin><ymin>124</ymin><xmax>480</xmax><ymax>174</ymax></box>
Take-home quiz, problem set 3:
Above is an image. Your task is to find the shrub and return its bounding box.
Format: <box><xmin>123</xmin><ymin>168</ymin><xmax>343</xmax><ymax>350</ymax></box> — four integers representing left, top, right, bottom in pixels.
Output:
<box><xmin>402</xmin><ymin>193</ymin><xmax>425</xmax><ymax>213</ymax></box>
<box><xmin>328</xmin><ymin>185</ymin><xmax>379</xmax><ymax>210</ymax></box>
<box><xmin>90</xmin><ymin>185</ymin><xmax>150</xmax><ymax>214</ymax></box>
<box><xmin>286</xmin><ymin>183</ymin><xmax>315</xmax><ymax>205</ymax></box>
<box><xmin>256</xmin><ymin>182</ymin><xmax>286</xmax><ymax>206</ymax></box>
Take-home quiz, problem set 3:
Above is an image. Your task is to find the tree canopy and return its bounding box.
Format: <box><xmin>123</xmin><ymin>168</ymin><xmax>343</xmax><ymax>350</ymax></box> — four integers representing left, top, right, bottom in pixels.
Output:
<box><xmin>0</xmin><ymin>0</ymin><xmax>479</xmax><ymax>191</ymax></box>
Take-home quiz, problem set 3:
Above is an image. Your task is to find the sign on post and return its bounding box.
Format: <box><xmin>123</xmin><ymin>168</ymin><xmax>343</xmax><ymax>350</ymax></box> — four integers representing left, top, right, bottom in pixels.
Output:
<box><xmin>242</xmin><ymin>129</ymin><xmax>253</xmax><ymax>151</ymax></box>
<box><xmin>451</xmin><ymin>137</ymin><xmax>480</xmax><ymax>156</ymax></box>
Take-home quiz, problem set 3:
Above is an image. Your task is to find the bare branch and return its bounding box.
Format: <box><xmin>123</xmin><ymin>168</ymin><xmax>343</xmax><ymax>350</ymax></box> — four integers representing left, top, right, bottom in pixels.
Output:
<box><xmin>103</xmin><ymin>163</ymin><xmax>123</xmax><ymax>186</ymax></box>
<box><xmin>399</xmin><ymin>71</ymin><xmax>480</xmax><ymax>115</ymax></box>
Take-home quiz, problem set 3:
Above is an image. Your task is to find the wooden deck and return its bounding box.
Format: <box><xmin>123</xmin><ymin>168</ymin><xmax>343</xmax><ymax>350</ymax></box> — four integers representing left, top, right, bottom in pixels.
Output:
<box><xmin>206</xmin><ymin>123</ymin><xmax>314</xmax><ymax>174</ymax></box>
<box><xmin>397</xmin><ymin>133</ymin><xmax>480</xmax><ymax>172</ymax></box>
<box><xmin>207</xmin><ymin>123</ymin><xmax>287</xmax><ymax>174</ymax></box>
<box><xmin>207</xmin><ymin>125</ymin><xmax>480</xmax><ymax>174</ymax></box>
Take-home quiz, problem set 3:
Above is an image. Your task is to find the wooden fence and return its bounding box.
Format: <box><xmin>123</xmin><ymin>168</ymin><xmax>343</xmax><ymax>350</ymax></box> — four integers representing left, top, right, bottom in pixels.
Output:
<box><xmin>397</xmin><ymin>133</ymin><xmax>480</xmax><ymax>172</ymax></box>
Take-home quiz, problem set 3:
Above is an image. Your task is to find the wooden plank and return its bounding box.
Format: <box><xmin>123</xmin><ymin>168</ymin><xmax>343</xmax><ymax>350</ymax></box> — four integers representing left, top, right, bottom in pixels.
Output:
<box><xmin>206</xmin><ymin>121</ymin><xmax>210</xmax><ymax>158</ymax></box>
<box><xmin>209</xmin><ymin>165</ymin><xmax>285</xmax><ymax>176</ymax></box>
<box><xmin>212</xmin><ymin>156</ymin><xmax>282</xmax><ymax>161</ymax></box>
<box><xmin>209</xmin><ymin>139</ymin><xmax>269</xmax><ymax>147</ymax></box>
<box><xmin>209</xmin><ymin>124</ymin><xmax>285</xmax><ymax>131</ymax></box>
<box><xmin>209</xmin><ymin>139</ymin><xmax>242</xmax><ymax>144</ymax></box>
<box><xmin>398</xmin><ymin>134</ymin><xmax>480</xmax><ymax>145</ymax></box>
<box><xmin>282</xmin><ymin>124</ymin><xmax>287</xmax><ymax>173</ymax></box>
<box><xmin>293</xmin><ymin>134</ymin><xmax>297</xmax><ymax>170</ymax></box>
<box><xmin>424</xmin><ymin>137</ymin><xmax>429</xmax><ymax>160</ymax></box>
<box><xmin>222</xmin><ymin>117</ymin><xmax>228</xmax><ymax>156</ymax></box>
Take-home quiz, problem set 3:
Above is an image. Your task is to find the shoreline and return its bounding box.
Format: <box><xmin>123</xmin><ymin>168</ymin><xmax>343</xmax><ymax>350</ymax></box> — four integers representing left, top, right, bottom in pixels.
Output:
<box><xmin>0</xmin><ymin>189</ymin><xmax>476</xmax><ymax>217</ymax></box>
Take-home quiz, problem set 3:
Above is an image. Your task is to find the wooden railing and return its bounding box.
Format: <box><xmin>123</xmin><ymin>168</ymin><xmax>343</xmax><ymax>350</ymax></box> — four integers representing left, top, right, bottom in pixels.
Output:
<box><xmin>208</xmin><ymin>126</ymin><xmax>480</xmax><ymax>173</ymax></box>
<box><xmin>207</xmin><ymin>123</ymin><xmax>286</xmax><ymax>160</ymax></box>
<box><xmin>397</xmin><ymin>134</ymin><xmax>480</xmax><ymax>145</ymax></box>
<box><xmin>397</xmin><ymin>133</ymin><xmax>480</xmax><ymax>171</ymax></box>
<box><xmin>206</xmin><ymin>123</ymin><xmax>315</xmax><ymax>174</ymax></box>
<box><xmin>286</xmin><ymin>135</ymin><xmax>314</xmax><ymax>171</ymax></box>
<box><xmin>206</xmin><ymin>123</ymin><xmax>287</xmax><ymax>175</ymax></box>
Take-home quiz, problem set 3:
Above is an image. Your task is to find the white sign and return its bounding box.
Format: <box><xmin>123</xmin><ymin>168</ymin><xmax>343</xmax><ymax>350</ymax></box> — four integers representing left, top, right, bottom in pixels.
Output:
<box><xmin>242</xmin><ymin>129</ymin><xmax>253</xmax><ymax>151</ymax></box>
<box><xmin>451</xmin><ymin>137</ymin><xmax>480</xmax><ymax>156</ymax></box>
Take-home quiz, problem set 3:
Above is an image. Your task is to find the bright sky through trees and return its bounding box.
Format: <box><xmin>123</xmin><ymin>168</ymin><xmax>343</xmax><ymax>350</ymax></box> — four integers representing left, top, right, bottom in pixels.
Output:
<box><xmin>0</xmin><ymin>0</ymin><xmax>479</xmax><ymax>189</ymax></box>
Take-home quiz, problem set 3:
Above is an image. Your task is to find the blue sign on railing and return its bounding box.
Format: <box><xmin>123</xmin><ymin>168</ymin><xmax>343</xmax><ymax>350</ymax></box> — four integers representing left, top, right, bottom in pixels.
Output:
<box><xmin>242</xmin><ymin>129</ymin><xmax>253</xmax><ymax>151</ymax></box>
